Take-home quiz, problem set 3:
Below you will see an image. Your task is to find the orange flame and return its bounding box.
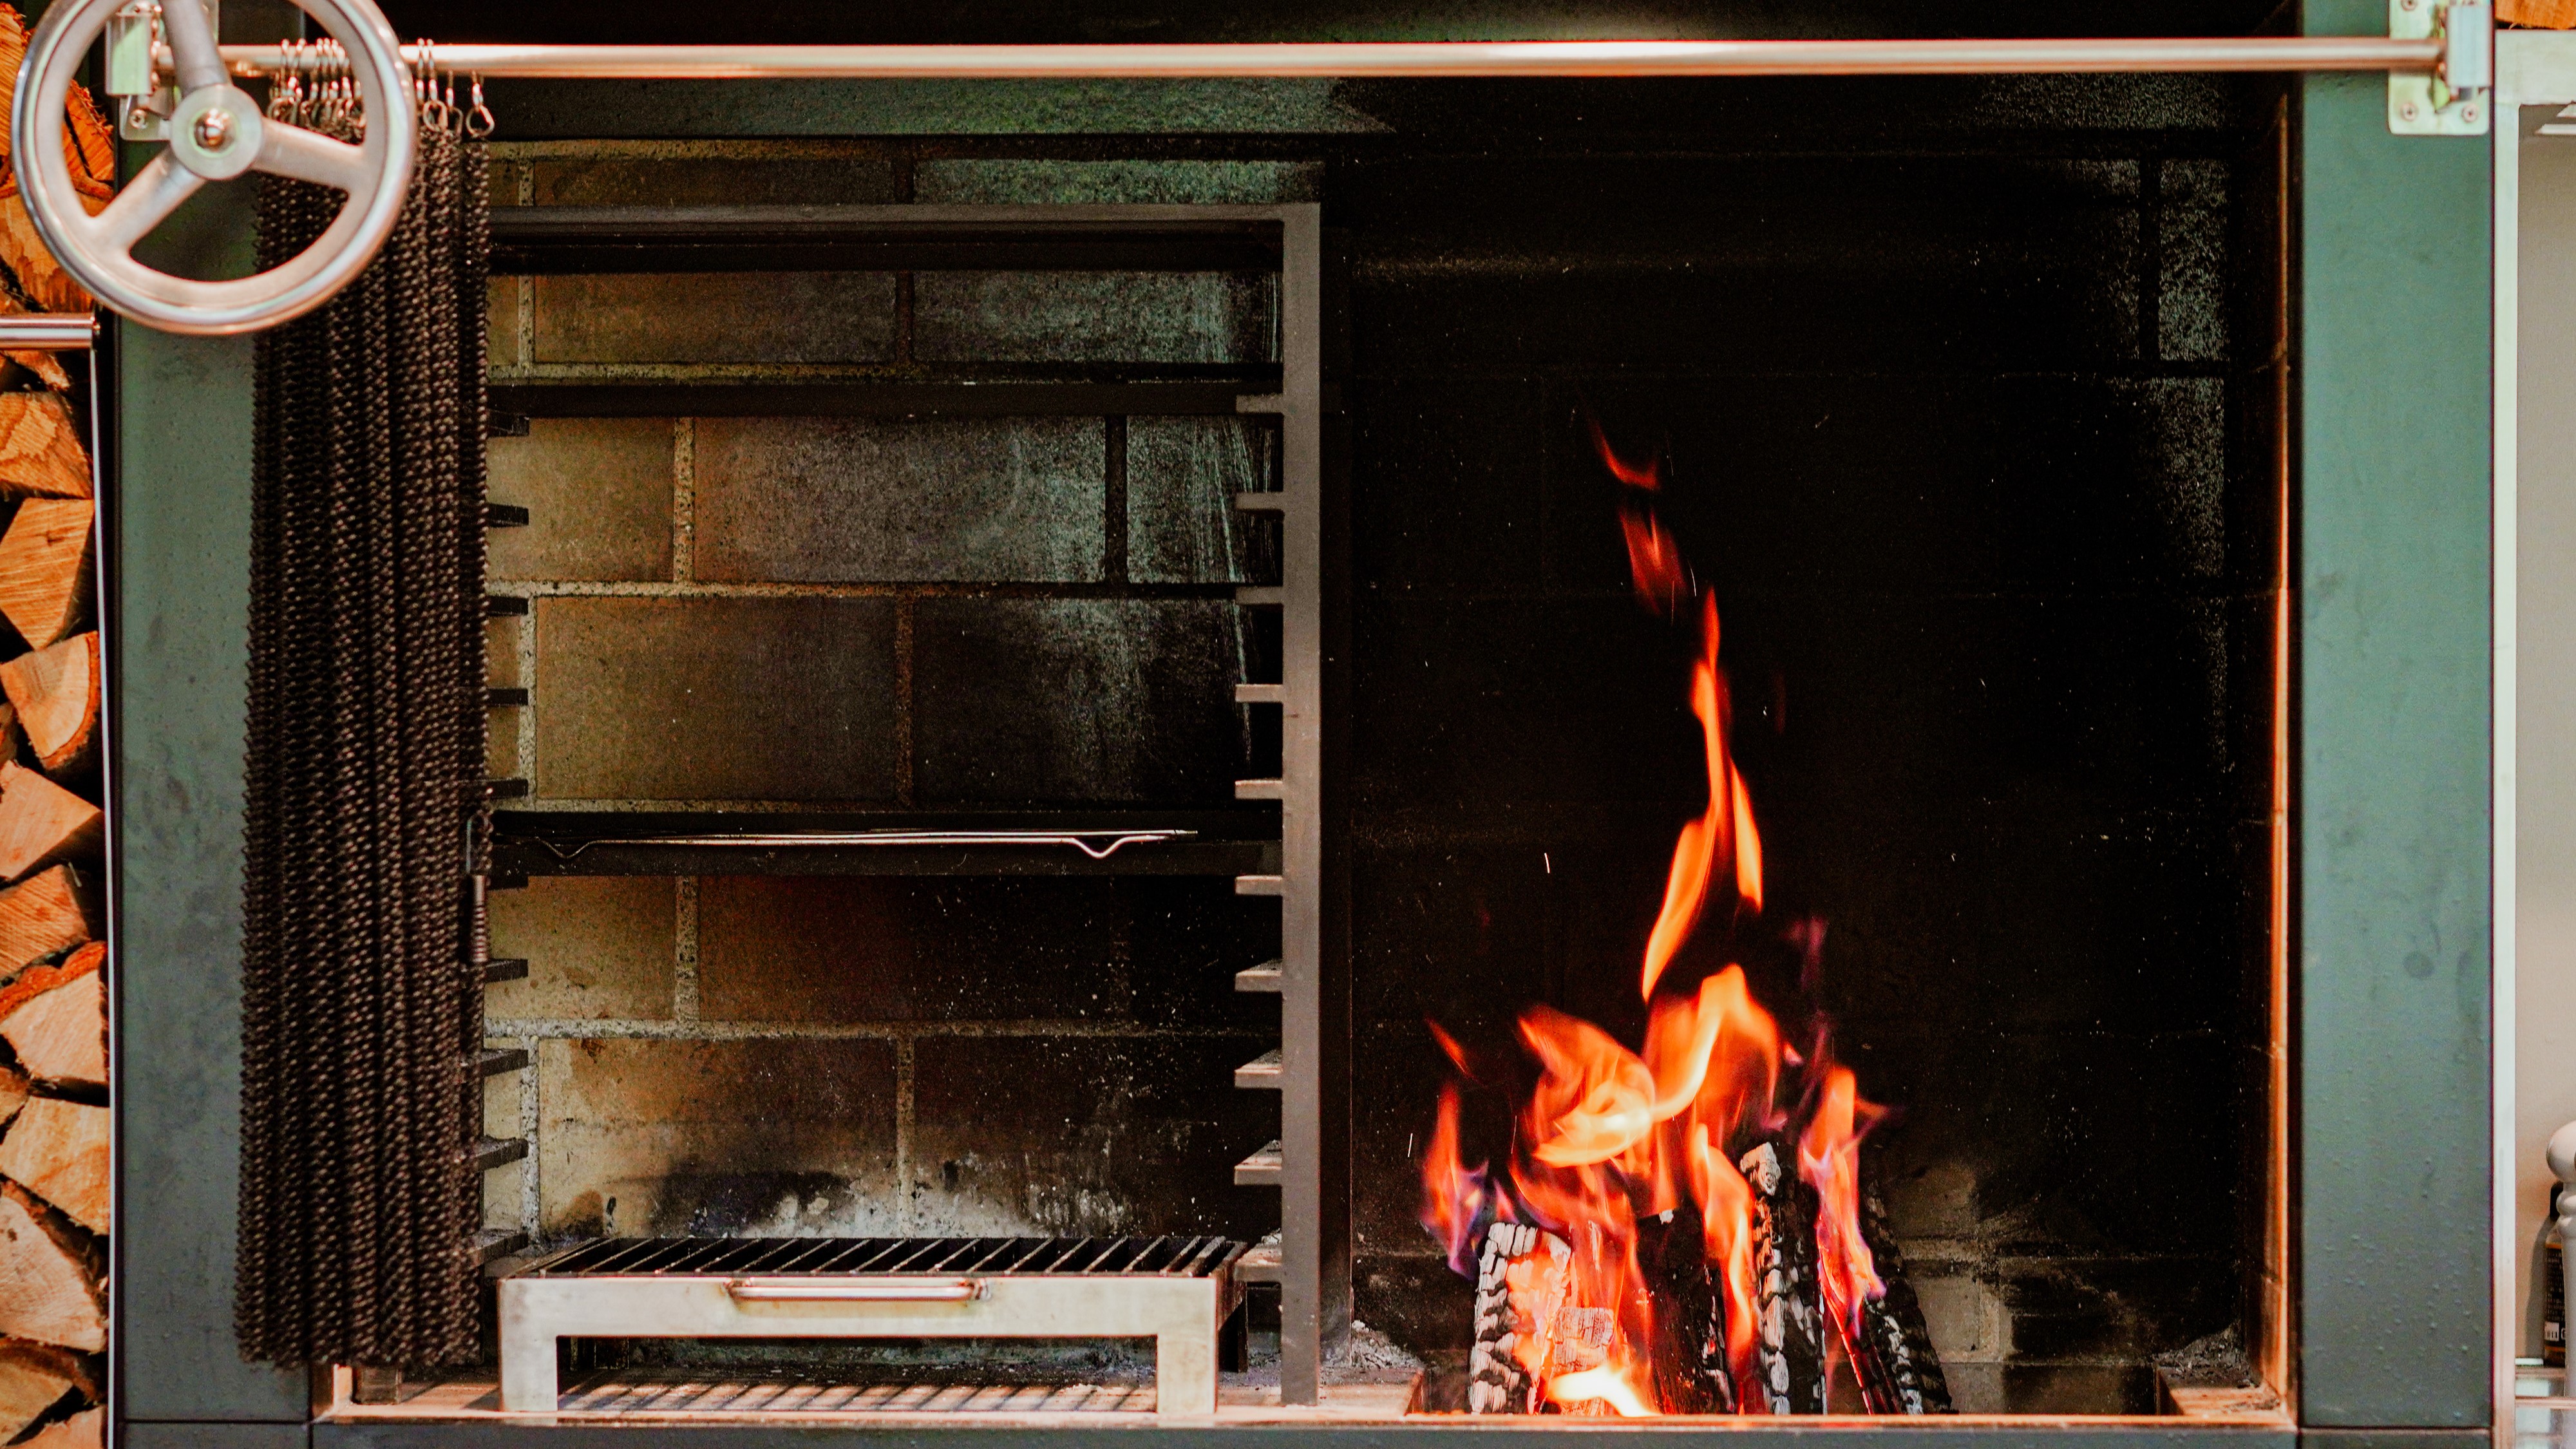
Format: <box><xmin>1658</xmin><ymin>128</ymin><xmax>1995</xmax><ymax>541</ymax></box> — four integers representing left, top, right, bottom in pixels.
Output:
<box><xmin>1797</xmin><ymin>1062</ymin><xmax>1886</xmax><ymax>1336</ymax></box>
<box><xmin>1591</xmin><ymin>419</ymin><xmax>1690</xmax><ymax>617</ymax></box>
<box><xmin>1640</xmin><ymin>595</ymin><xmax>1763</xmax><ymax>1001</ymax></box>
<box><xmin>1414</xmin><ymin>422</ymin><xmax>1887</xmax><ymax>1414</ymax></box>
<box><xmin>1421</xmin><ymin>1084</ymin><xmax>1506</xmax><ymax>1274</ymax></box>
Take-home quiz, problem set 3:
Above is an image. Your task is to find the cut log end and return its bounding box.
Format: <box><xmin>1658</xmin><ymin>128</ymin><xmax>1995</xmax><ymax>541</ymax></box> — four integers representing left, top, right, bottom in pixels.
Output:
<box><xmin>0</xmin><ymin>398</ymin><xmax>86</xmax><ymax>502</ymax></box>
<box><xmin>0</xmin><ymin>1097</ymin><xmax>106</xmax><ymax>1233</ymax></box>
<box><xmin>0</xmin><ymin>500</ymin><xmax>90</xmax><ymax>650</ymax></box>
<box><xmin>0</xmin><ymin>1184</ymin><xmax>98</xmax><ymax>1352</ymax></box>
<box><xmin>0</xmin><ymin>764</ymin><xmax>97</xmax><ymax>885</ymax></box>
<box><xmin>0</xmin><ymin>945</ymin><xmax>100</xmax><ymax>1091</ymax></box>
<box><xmin>0</xmin><ymin>872</ymin><xmax>92</xmax><ymax>983</ymax></box>
<box><xmin>0</xmin><ymin>634</ymin><xmax>94</xmax><ymax>780</ymax></box>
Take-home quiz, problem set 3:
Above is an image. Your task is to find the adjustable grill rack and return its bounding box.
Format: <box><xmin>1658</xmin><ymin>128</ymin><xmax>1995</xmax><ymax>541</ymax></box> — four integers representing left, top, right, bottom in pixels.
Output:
<box><xmin>500</xmin><ymin>1235</ymin><xmax>1246</xmax><ymax>1417</ymax></box>
<box><xmin>478</xmin><ymin>205</ymin><xmax>1343</xmax><ymax>1406</ymax></box>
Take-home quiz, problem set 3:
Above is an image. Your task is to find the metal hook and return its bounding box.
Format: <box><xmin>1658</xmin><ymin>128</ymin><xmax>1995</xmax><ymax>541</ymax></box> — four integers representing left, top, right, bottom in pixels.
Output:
<box><xmin>466</xmin><ymin>73</ymin><xmax>494</xmax><ymax>138</ymax></box>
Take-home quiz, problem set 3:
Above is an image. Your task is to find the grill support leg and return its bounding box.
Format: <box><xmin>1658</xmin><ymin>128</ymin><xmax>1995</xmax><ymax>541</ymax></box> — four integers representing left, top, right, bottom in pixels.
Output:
<box><xmin>495</xmin><ymin>1278</ymin><xmax>556</xmax><ymax>1402</ymax></box>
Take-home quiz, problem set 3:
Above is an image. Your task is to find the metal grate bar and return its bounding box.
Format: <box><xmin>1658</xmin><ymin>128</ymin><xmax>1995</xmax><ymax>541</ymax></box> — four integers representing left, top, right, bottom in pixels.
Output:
<box><xmin>523</xmin><ymin>1234</ymin><xmax>1244</xmax><ymax>1277</ymax></box>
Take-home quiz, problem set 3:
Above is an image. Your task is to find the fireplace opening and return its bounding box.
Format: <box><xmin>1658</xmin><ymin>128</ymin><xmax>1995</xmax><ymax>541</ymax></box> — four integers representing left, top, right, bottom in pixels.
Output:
<box><xmin>304</xmin><ymin>66</ymin><xmax>2292</xmax><ymax>1425</ymax></box>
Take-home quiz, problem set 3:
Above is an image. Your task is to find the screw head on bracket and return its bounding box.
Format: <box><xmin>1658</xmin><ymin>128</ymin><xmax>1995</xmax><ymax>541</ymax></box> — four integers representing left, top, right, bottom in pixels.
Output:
<box><xmin>2399</xmin><ymin>100</ymin><xmax>2421</xmax><ymax>120</ymax></box>
<box><xmin>2464</xmin><ymin>102</ymin><xmax>2482</xmax><ymax>122</ymax></box>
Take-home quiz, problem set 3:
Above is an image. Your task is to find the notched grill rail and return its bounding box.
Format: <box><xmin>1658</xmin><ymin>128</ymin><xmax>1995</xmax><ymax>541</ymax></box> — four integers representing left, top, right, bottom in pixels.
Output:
<box><xmin>522</xmin><ymin>1234</ymin><xmax>1241</xmax><ymax>1280</ymax></box>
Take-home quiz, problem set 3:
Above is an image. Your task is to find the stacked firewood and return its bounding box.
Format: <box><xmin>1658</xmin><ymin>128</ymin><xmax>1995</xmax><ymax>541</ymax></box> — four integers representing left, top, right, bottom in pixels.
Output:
<box><xmin>1464</xmin><ymin>1146</ymin><xmax>1951</xmax><ymax>1417</ymax></box>
<box><xmin>0</xmin><ymin>8</ymin><xmax>109</xmax><ymax>1447</ymax></box>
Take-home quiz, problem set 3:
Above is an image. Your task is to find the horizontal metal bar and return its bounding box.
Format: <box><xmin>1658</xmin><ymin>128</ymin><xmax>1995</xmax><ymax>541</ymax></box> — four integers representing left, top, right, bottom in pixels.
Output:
<box><xmin>725</xmin><ymin>1278</ymin><xmax>984</xmax><ymax>1302</ymax></box>
<box><xmin>216</xmin><ymin>37</ymin><xmax>2443</xmax><ymax>80</ymax></box>
<box><xmin>536</xmin><ymin>828</ymin><xmax>1195</xmax><ymax>860</ymax></box>
<box><xmin>490</xmin><ymin>380</ymin><xmax>1271</xmax><ymax>420</ymax></box>
<box><xmin>0</xmin><ymin>315</ymin><xmax>94</xmax><ymax>350</ymax></box>
<box><xmin>483</xmin><ymin>956</ymin><xmax>529</xmax><ymax>983</ymax></box>
<box><xmin>1235</xmin><ymin>960</ymin><xmax>1282</xmax><ymax>992</ymax></box>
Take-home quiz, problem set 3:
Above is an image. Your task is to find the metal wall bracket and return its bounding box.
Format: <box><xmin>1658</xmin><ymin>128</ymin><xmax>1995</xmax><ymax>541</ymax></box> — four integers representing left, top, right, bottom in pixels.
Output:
<box><xmin>2392</xmin><ymin>0</ymin><xmax>2492</xmax><ymax>135</ymax></box>
<box><xmin>106</xmin><ymin>0</ymin><xmax>208</xmax><ymax>142</ymax></box>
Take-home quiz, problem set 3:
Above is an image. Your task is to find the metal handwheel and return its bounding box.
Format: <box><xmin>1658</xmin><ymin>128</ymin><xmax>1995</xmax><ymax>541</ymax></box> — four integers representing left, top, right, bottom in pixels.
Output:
<box><xmin>12</xmin><ymin>0</ymin><xmax>415</xmax><ymax>336</ymax></box>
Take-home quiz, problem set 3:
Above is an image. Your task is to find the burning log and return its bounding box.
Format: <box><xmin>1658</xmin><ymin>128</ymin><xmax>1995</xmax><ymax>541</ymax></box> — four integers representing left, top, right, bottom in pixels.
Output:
<box><xmin>1740</xmin><ymin>1141</ymin><xmax>1826</xmax><ymax>1413</ymax></box>
<box><xmin>1640</xmin><ymin>1207</ymin><xmax>1735</xmax><ymax>1414</ymax></box>
<box><xmin>1467</xmin><ymin>1220</ymin><xmax>1557</xmax><ymax>1413</ymax></box>
<box><xmin>1849</xmin><ymin>1188</ymin><xmax>1951</xmax><ymax>1414</ymax></box>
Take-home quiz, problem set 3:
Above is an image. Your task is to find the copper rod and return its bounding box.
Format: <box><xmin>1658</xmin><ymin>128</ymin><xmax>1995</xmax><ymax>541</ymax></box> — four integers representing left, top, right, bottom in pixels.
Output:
<box><xmin>0</xmin><ymin>314</ymin><xmax>97</xmax><ymax>350</ymax></box>
<box><xmin>215</xmin><ymin>37</ymin><xmax>2444</xmax><ymax>80</ymax></box>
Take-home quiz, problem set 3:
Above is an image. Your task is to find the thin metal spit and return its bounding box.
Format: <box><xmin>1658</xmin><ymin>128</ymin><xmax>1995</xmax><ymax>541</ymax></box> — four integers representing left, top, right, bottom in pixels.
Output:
<box><xmin>500</xmin><ymin>1235</ymin><xmax>1246</xmax><ymax>1417</ymax></box>
<box><xmin>213</xmin><ymin>35</ymin><xmax>2446</xmax><ymax>79</ymax></box>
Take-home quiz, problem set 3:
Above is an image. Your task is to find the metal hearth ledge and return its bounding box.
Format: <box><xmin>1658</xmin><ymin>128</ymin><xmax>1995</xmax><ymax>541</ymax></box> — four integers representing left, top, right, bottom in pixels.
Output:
<box><xmin>497</xmin><ymin>1236</ymin><xmax>1246</xmax><ymax>1419</ymax></box>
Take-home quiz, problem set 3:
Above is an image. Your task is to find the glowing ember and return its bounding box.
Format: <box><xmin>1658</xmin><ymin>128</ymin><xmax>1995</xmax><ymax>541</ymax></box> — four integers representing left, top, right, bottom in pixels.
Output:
<box><xmin>1419</xmin><ymin>419</ymin><xmax>1889</xmax><ymax>1416</ymax></box>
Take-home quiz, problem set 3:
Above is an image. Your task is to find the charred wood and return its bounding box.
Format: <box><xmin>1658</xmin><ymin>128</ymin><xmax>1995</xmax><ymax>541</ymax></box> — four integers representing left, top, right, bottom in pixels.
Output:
<box><xmin>1639</xmin><ymin>1206</ymin><xmax>1734</xmax><ymax>1414</ymax></box>
<box><xmin>1851</xmin><ymin>1186</ymin><xmax>1951</xmax><ymax>1414</ymax></box>
<box><xmin>1466</xmin><ymin>1219</ymin><xmax>1555</xmax><ymax>1413</ymax></box>
<box><xmin>1740</xmin><ymin>1141</ymin><xmax>1826</xmax><ymax>1414</ymax></box>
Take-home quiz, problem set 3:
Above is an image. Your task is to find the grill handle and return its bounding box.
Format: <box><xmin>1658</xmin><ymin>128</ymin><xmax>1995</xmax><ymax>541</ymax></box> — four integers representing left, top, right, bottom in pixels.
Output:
<box><xmin>724</xmin><ymin>1277</ymin><xmax>985</xmax><ymax>1302</ymax></box>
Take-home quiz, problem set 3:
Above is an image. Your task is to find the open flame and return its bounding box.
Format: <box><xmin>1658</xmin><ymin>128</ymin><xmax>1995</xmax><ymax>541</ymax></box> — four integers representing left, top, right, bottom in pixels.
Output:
<box><xmin>1419</xmin><ymin>421</ymin><xmax>1884</xmax><ymax>1415</ymax></box>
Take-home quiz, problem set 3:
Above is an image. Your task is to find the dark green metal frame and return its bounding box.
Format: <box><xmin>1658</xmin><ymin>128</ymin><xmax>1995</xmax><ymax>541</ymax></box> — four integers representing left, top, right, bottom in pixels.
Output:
<box><xmin>109</xmin><ymin>8</ymin><xmax>2499</xmax><ymax>1444</ymax></box>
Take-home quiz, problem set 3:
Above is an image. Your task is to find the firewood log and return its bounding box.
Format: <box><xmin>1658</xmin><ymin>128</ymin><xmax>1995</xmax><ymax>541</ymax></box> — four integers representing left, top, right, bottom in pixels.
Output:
<box><xmin>0</xmin><ymin>876</ymin><xmax>88</xmax><ymax>985</ymax></box>
<box><xmin>1852</xmin><ymin>1186</ymin><xmax>1950</xmax><ymax>1414</ymax></box>
<box><xmin>0</xmin><ymin>4</ymin><xmax>112</xmax><ymax>317</ymax></box>
<box><xmin>0</xmin><ymin>634</ymin><xmax>91</xmax><ymax>778</ymax></box>
<box><xmin>0</xmin><ymin>1184</ymin><xmax>96</xmax><ymax>1351</ymax></box>
<box><xmin>0</xmin><ymin>501</ymin><xmax>89</xmax><ymax>649</ymax></box>
<box><xmin>0</xmin><ymin>950</ymin><xmax>99</xmax><ymax>1090</ymax></box>
<box><xmin>16</xmin><ymin>1405</ymin><xmax>100</xmax><ymax>1449</ymax></box>
<box><xmin>0</xmin><ymin>397</ymin><xmax>86</xmax><ymax>499</ymax></box>
<box><xmin>0</xmin><ymin>943</ymin><xmax>90</xmax><ymax>1023</ymax></box>
<box><xmin>1739</xmin><ymin>1141</ymin><xmax>1826</xmax><ymax>1414</ymax></box>
<box><xmin>0</xmin><ymin>764</ymin><xmax>96</xmax><ymax>883</ymax></box>
<box><xmin>0</xmin><ymin>1063</ymin><xmax>22</xmax><ymax>1131</ymax></box>
<box><xmin>0</xmin><ymin>1097</ymin><xmax>103</xmax><ymax>1233</ymax></box>
<box><xmin>0</xmin><ymin>1338</ymin><xmax>79</xmax><ymax>1441</ymax></box>
<box><xmin>1640</xmin><ymin>1207</ymin><xmax>1735</xmax><ymax>1414</ymax></box>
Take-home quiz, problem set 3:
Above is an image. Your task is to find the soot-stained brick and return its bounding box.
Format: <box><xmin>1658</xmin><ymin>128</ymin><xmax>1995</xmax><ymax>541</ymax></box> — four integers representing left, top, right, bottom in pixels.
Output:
<box><xmin>693</xmin><ymin>417</ymin><xmax>1106</xmax><ymax>583</ymax></box>
<box><xmin>531</xmin><ymin>272</ymin><xmax>896</xmax><ymax>364</ymax></box>
<box><xmin>539</xmin><ymin>1037</ymin><xmax>899</xmax><ymax>1238</ymax></box>
<box><xmin>530</xmin><ymin>156</ymin><xmax>898</xmax><ymax>206</ymax></box>
<box><xmin>488</xmin><ymin>418</ymin><xmax>676</xmax><ymax>583</ymax></box>
<box><xmin>696</xmin><ymin>876</ymin><xmax>1273</xmax><ymax>1025</ymax></box>
<box><xmin>1128</xmin><ymin>417</ymin><xmax>1273</xmax><ymax>585</ymax></box>
<box><xmin>914</xmin><ymin>159</ymin><xmax>1320</xmax><ymax>205</ymax></box>
<box><xmin>913</xmin><ymin>272</ymin><xmax>1274</xmax><ymax>363</ymax></box>
<box><xmin>912</xmin><ymin>598</ymin><xmax>1245</xmax><ymax>805</ymax></box>
<box><xmin>487</xmin><ymin>876</ymin><xmax>678</xmax><ymax>1021</ymax></box>
<box><xmin>534</xmin><ymin>596</ymin><xmax>900</xmax><ymax>802</ymax></box>
<box><xmin>909</xmin><ymin>1034</ymin><xmax>1274</xmax><ymax>1241</ymax></box>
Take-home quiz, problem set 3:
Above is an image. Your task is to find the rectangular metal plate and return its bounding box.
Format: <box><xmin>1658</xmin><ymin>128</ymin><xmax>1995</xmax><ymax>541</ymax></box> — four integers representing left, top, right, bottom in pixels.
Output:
<box><xmin>2392</xmin><ymin>0</ymin><xmax>2492</xmax><ymax>135</ymax></box>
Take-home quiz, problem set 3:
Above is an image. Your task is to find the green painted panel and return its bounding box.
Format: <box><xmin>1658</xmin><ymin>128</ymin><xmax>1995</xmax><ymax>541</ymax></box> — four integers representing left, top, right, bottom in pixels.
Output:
<box><xmin>113</xmin><ymin>172</ymin><xmax>306</xmax><ymax>1425</ymax></box>
<box><xmin>2299</xmin><ymin>0</ymin><xmax>2495</xmax><ymax>1428</ymax></box>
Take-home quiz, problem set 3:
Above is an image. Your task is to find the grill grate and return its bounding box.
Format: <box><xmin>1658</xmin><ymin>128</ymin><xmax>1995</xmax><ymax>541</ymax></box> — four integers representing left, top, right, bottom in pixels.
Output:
<box><xmin>522</xmin><ymin>1235</ymin><xmax>1239</xmax><ymax>1280</ymax></box>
